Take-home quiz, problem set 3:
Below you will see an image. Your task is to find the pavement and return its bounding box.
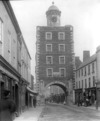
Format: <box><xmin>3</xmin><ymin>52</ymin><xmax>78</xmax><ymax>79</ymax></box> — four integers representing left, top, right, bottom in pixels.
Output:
<box><xmin>14</xmin><ymin>106</ymin><xmax>44</xmax><ymax>121</ymax></box>
<box><xmin>13</xmin><ymin>103</ymin><xmax>100</xmax><ymax>121</ymax></box>
<box><xmin>68</xmin><ymin>103</ymin><xmax>100</xmax><ymax>111</ymax></box>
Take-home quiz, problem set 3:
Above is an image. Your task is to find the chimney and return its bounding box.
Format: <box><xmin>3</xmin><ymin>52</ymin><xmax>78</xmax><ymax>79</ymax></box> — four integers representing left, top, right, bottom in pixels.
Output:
<box><xmin>83</xmin><ymin>51</ymin><xmax>90</xmax><ymax>62</ymax></box>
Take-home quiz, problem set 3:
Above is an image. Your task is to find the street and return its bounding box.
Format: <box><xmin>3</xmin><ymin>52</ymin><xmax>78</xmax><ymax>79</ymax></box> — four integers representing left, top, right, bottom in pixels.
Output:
<box><xmin>39</xmin><ymin>103</ymin><xmax>100</xmax><ymax>121</ymax></box>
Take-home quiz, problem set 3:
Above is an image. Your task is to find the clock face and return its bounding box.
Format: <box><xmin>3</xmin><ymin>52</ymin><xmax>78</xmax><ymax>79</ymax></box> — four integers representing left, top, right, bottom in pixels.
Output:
<box><xmin>51</xmin><ymin>16</ymin><xmax>57</xmax><ymax>23</ymax></box>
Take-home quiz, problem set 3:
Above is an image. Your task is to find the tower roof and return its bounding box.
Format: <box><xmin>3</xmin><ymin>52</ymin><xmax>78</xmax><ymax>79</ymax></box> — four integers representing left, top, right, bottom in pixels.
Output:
<box><xmin>48</xmin><ymin>2</ymin><xmax>59</xmax><ymax>11</ymax></box>
<box><xmin>46</xmin><ymin>2</ymin><xmax>61</xmax><ymax>16</ymax></box>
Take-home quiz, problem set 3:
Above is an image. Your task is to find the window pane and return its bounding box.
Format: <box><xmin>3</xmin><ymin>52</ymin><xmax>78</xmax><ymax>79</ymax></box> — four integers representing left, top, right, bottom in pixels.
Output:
<box><xmin>60</xmin><ymin>69</ymin><xmax>65</xmax><ymax>77</ymax></box>
<box><xmin>48</xmin><ymin>69</ymin><xmax>52</xmax><ymax>76</ymax></box>
<box><xmin>59</xmin><ymin>56</ymin><xmax>65</xmax><ymax>64</ymax></box>
<box><xmin>47</xmin><ymin>56</ymin><xmax>52</xmax><ymax>64</ymax></box>
<box><xmin>93</xmin><ymin>76</ymin><xmax>95</xmax><ymax>87</ymax></box>
<box><xmin>58</xmin><ymin>32</ymin><xmax>65</xmax><ymax>40</ymax></box>
<box><xmin>46</xmin><ymin>45</ymin><xmax>52</xmax><ymax>52</ymax></box>
<box><xmin>46</xmin><ymin>32</ymin><xmax>52</xmax><ymax>40</ymax></box>
<box><xmin>59</xmin><ymin>44</ymin><xmax>65</xmax><ymax>51</ymax></box>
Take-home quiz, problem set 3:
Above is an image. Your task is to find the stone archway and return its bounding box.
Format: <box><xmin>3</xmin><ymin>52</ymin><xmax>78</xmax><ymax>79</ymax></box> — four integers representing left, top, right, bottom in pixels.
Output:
<box><xmin>44</xmin><ymin>81</ymin><xmax>68</xmax><ymax>103</ymax></box>
<box><xmin>45</xmin><ymin>81</ymin><xmax>67</xmax><ymax>93</ymax></box>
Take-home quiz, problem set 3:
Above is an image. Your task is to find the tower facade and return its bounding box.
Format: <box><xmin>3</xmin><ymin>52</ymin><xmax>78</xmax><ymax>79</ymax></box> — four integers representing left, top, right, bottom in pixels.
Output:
<box><xmin>35</xmin><ymin>3</ymin><xmax>75</xmax><ymax>95</ymax></box>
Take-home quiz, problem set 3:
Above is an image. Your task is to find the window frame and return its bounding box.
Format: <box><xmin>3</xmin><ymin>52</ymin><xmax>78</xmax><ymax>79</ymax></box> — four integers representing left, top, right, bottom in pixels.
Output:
<box><xmin>46</xmin><ymin>32</ymin><xmax>52</xmax><ymax>40</ymax></box>
<box><xmin>46</xmin><ymin>44</ymin><xmax>52</xmax><ymax>52</ymax></box>
<box><xmin>59</xmin><ymin>56</ymin><xmax>65</xmax><ymax>64</ymax></box>
<box><xmin>92</xmin><ymin>62</ymin><xmax>95</xmax><ymax>73</ymax></box>
<box><xmin>47</xmin><ymin>68</ymin><xmax>53</xmax><ymax>77</ymax></box>
<box><xmin>59</xmin><ymin>44</ymin><xmax>65</xmax><ymax>52</ymax></box>
<box><xmin>88</xmin><ymin>77</ymin><xmax>91</xmax><ymax>88</ymax></box>
<box><xmin>58</xmin><ymin>32</ymin><xmax>65</xmax><ymax>40</ymax></box>
<box><xmin>46</xmin><ymin>56</ymin><xmax>53</xmax><ymax>64</ymax></box>
<box><xmin>59</xmin><ymin>68</ymin><xmax>66</xmax><ymax>77</ymax></box>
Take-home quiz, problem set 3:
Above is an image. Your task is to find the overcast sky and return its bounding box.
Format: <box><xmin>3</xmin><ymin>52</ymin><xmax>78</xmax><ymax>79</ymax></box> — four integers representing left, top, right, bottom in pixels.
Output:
<box><xmin>10</xmin><ymin>0</ymin><xmax>100</xmax><ymax>80</ymax></box>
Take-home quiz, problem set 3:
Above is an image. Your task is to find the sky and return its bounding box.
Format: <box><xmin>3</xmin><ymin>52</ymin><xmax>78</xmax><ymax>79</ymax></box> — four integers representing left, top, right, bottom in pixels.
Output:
<box><xmin>10</xmin><ymin>0</ymin><xmax>100</xmax><ymax>80</ymax></box>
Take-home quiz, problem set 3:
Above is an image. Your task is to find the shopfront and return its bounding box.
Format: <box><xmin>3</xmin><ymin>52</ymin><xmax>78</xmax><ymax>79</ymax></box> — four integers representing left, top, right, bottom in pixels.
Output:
<box><xmin>75</xmin><ymin>89</ymin><xmax>83</xmax><ymax>104</ymax></box>
<box><xmin>26</xmin><ymin>87</ymin><xmax>38</xmax><ymax>107</ymax></box>
<box><xmin>85</xmin><ymin>87</ymin><xmax>96</xmax><ymax>105</ymax></box>
<box><xmin>0</xmin><ymin>56</ymin><xmax>21</xmax><ymax>114</ymax></box>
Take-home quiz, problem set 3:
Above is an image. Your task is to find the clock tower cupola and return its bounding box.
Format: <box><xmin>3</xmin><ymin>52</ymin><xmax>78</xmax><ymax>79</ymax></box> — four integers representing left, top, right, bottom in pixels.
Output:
<box><xmin>46</xmin><ymin>2</ymin><xmax>61</xmax><ymax>27</ymax></box>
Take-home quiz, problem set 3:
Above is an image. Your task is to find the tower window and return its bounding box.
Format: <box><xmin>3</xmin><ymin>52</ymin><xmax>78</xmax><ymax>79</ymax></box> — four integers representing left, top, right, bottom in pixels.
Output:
<box><xmin>59</xmin><ymin>56</ymin><xmax>65</xmax><ymax>64</ymax></box>
<box><xmin>46</xmin><ymin>56</ymin><xmax>53</xmax><ymax>64</ymax></box>
<box><xmin>59</xmin><ymin>44</ymin><xmax>65</xmax><ymax>52</ymax></box>
<box><xmin>58</xmin><ymin>32</ymin><xmax>65</xmax><ymax>40</ymax></box>
<box><xmin>59</xmin><ymin>68</ymin><xmax>66</xmax><ymax>77</ymax></box>
<box><xmin>46</xmin><ymin>32</ymin><xmax>52</xmax><ymax>40</ymax></box>
<box><xmin>47</xmin><ymin>68</ymin><xmax>53</xmax><ymax>77</ymax></box>
<box><xmin>46</xmin><ymin>44</ymin><xmax>52</xmax><ymax>52</ymax></box>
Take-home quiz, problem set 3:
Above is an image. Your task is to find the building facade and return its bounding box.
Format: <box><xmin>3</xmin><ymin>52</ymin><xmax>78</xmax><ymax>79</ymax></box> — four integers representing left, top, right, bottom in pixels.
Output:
<box><xmin>75</xmin><ymin>49</ymin><xmax>100</xmax><ymax>106</ymax></box>
<box><xmin>35</xmin><ymin>3</ymin><xmax>75</xmax><ymax>102</ymax></box>
<box><xmin>0</xmin><ymin>1</ymin><xmax>32</xmax><ymax>114</ymax></box>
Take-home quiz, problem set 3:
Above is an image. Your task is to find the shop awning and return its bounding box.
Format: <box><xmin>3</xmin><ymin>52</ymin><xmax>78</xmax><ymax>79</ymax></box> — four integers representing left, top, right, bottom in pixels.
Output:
<box><xmin>27</xmin><ymin>87</ymin><xmax>38</xmax><ymax>95</ymax></box>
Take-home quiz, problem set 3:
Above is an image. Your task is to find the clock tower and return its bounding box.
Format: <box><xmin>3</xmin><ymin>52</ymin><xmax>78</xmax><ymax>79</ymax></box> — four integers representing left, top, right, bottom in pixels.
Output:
<box><xmin>46</xmin><ymin>2</ymin><xmax>61</xmax><ymax>27</ymax></box>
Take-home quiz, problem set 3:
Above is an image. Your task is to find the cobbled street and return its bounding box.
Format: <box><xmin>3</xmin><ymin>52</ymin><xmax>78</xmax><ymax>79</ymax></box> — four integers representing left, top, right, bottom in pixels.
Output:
<box><xmin>39</xmin><ymin>103</ymin><xmax>100</xmax><ymax>121</ymax></box>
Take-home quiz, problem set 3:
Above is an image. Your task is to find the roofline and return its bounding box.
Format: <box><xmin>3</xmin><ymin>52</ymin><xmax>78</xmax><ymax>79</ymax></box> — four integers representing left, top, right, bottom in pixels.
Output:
<box><xmin>21</xmin><ymin>36</ymin><xmax>31</xmax><ymax>59</ymax></box>
<box><xmin>3</xmin><ymin>0</ymin><xmax>31</xmax><ymax>59</ymax></box>
<box><xmin>75</xmin><ymin>57</ymin><xmax>96</xmax><ymax>71</ymax></box>
<box><xmin>3</xmin><ymin>0</ymin><xmax>21</xmax><ymax>34</ymax></box>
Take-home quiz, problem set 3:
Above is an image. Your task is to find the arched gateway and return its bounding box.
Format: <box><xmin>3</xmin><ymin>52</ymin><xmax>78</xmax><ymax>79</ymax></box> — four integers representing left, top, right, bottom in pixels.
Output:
<box><xmin>45</xmin><ymin>81</ymin><xmax>67</xmax><ymax>93</ymax></box>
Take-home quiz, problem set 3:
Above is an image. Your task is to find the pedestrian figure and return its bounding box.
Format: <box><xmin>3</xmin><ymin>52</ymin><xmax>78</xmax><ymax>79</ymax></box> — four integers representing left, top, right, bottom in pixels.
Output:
<box><xmin>85</xmin><ymin>96</ymin><xmax>89</xmax><ymax>106</ymax></box>
<box><xmin>77</xmin><ymin>94</ymin><xmax>81</xmax><ymax>106</ymax></box>
<box><xmin>0</xmin><ymin>90</ymin><xmax>17</xmax><ymax>121</ymax></box>
<box><xmin>33</xmin><ymin>96</ymin><xmax>37</xmax><ymax>108</ymax></box>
